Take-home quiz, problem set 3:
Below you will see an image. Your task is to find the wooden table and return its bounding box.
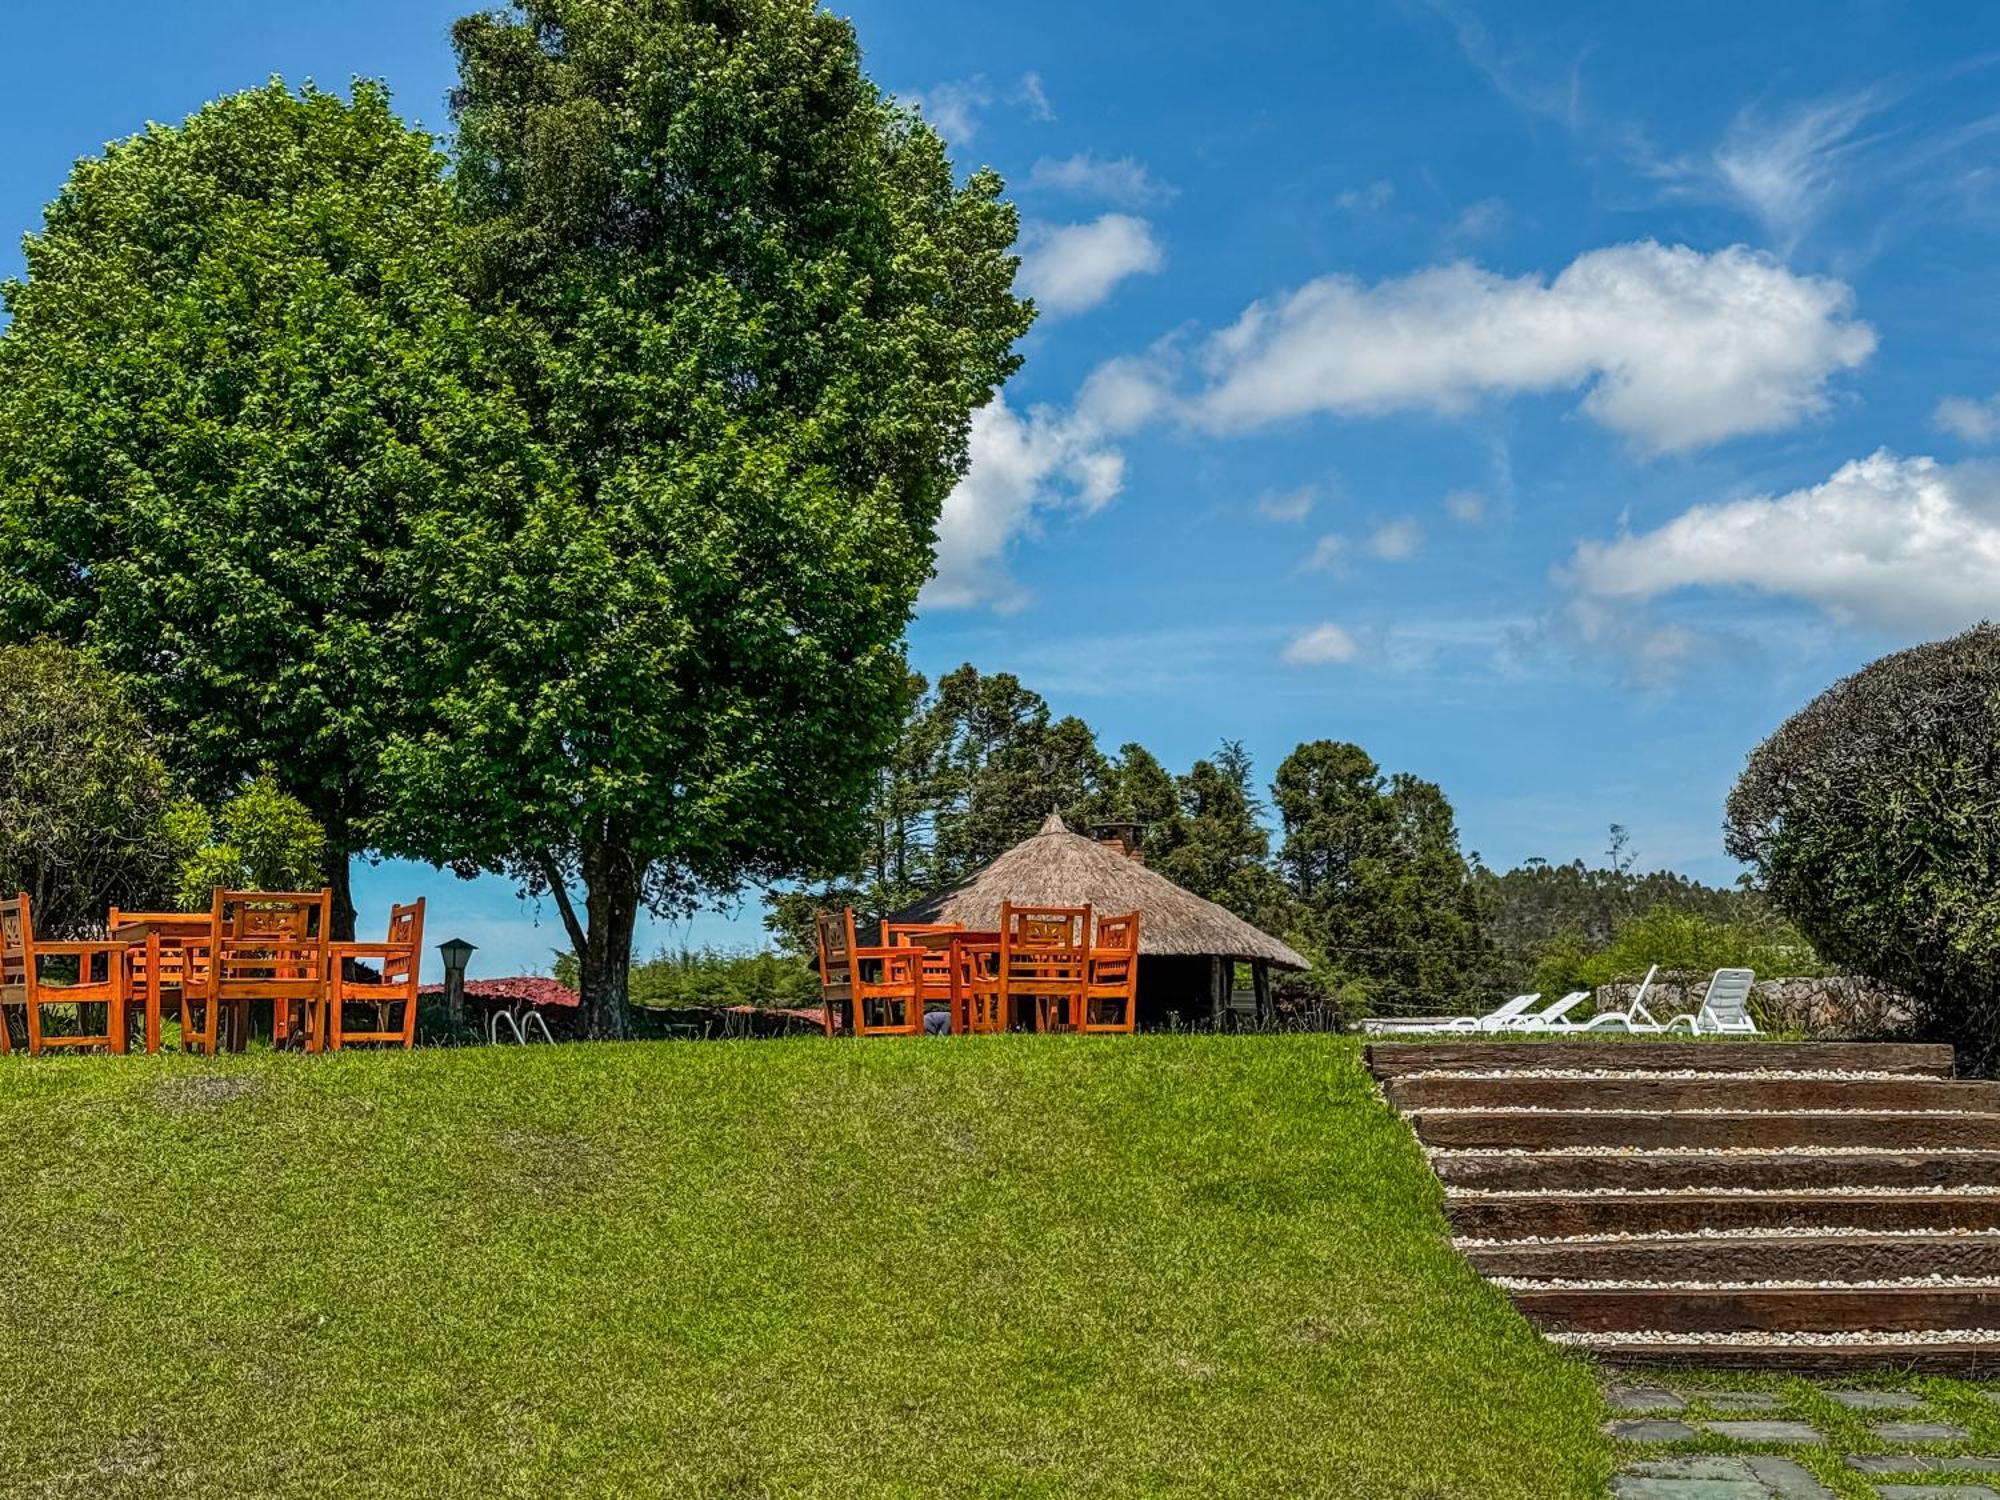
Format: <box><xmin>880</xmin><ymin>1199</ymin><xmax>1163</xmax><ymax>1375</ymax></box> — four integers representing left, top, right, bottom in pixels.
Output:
<box><xmin>110</xmin><ymin>915</ymin><xmax>209</xmax><ymax>1055</ymax></box>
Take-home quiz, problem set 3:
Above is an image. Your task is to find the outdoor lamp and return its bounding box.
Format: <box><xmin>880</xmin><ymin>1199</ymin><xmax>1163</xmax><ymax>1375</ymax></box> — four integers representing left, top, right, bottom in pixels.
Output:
<box><xmin>438</xmin><ymin>936</ymin><xmax>477</xmax><ymax>1021</ymax></box>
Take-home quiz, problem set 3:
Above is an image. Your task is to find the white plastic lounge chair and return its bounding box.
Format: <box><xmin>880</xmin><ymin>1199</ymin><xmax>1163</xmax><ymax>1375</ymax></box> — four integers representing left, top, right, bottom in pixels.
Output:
<box><xmin>1566</xmin><ymin>965</ymin><xmax>1663</xmax><ymax>1033</ymax></box>
<box><xmin>1489</xmin><ymin>991</ymin><xmax>1591</xmax><ymax>1032</ymax></box>
<box><xmin>1666</xmin><ymin>968</ymin><xmax>1758</xmax><ymax>1035</ymax></box>
<box><xmin>1439</xmin><ymin>993</ymin><xmax>1542</xmax><ymax>1033</ymax></box>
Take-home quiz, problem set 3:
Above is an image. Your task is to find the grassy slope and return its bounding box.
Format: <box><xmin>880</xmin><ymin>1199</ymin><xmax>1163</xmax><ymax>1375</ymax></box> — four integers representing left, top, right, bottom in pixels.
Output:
<box><xmin>0</xmin><ymin>1035</ymin><xmax>1608</xmax><ymax>1499</ymax></box>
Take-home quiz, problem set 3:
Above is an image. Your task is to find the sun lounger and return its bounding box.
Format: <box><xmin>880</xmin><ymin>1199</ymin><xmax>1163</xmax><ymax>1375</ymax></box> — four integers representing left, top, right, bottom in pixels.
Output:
<box><xmin>1665</xmin><ymin>968</ymin><xmax>1758</xmax><ymax>1035</ymax></box>
<box><xmin>1564</xmin><ymin>964</ymin><xmax>1664</xmax><ymax>1033</ymax></box>
<box><xmin>1497</xmin><ymin>991</ymin><xmax>1591</xmax><ymax>1031</ymax></box>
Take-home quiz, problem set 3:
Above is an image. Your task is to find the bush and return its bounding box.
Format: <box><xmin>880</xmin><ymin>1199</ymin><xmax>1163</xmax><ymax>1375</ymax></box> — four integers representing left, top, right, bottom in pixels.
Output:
<box><xmin>1727</xmin><ymin>624</ymin><xmax>2000</xmax><ymax>1067</ymax></box>
<box><xmin>170</xmin><ymin>776</ymin><xmax>325</xmax><ymax>909</ymax></box>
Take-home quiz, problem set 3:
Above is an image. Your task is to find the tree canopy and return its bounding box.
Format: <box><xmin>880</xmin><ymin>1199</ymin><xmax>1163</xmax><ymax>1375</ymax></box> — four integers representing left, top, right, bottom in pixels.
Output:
<box><xmin>0</xmin><ymin>79</ymin><xmax>530</xmax><ymax>935</ymax></box>
<box><xmin>0</xmin><ymin>643</ymin><xmax>187</xmax><ymax>935</ymax></box>
<box><xmin>1727</xmin><ymin>624</ymin><xmax>2000</xmax><ymax>1065</ymax></box>
<box><xmin>378</xmin><ymin>0</ymin><xmax>1033</xmax><ymax>1033</ymax></box>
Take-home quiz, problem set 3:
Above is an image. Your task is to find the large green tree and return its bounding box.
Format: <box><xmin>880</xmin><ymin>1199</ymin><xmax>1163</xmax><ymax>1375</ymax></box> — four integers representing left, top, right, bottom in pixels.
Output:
<box><xmin>1727</xmin><ymin>625</ymin><xmax>2000</xmax><ymax>1067</ymax></box>
<box><xmin>0</xmin><ymin>81</ymin><xmax>529</xmax><ymax>937</ymax></box>
<box><xmin>1273</xmin><ymin>740</ymin><xmax>1488</xmax><ymax>1016</ymax></box>
<box><xmin>388</xmin><ymin>1</ymin><xmax>1031</xmax><ymax>1032</ymax></box>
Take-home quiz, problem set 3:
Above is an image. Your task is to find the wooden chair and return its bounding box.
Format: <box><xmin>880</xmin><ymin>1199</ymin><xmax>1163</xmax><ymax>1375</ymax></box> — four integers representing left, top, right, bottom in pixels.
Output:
<box><xmin>884</xmin><ymin>921</ymin><xmax>964</xmax><ymax>1026</ymax></box>
<box><xmin>110</xmin><ymin>907</ymin><xmax>211</xmax><ymax>1054</ymax></box>
<box><xmin>1082</xmin><ymin>911</ymin><xmax>1141</xmax><ymax>1033</ymax></box>
<box><xmin>325</xmin><ymin>899</ymin><xmax>426</xmax><ymax>1050</ymax></box>
<box><xmin>813</xmin><ymin>908</ymin><xmax>922</xmax><ymax>1037</ymax></box>
<box><xmin>0</xmin><ymin>892</ymin><xmax>129</xmax><ymax>1056</ymax></box>
<box><xmin>184</xmin><ymin>889</ymin><xmax>331</xmax><ymax>1056</ymax></box>
<box><xmin>999</xmin><ymin>901</ymin><xmax>1091</xmax><ymax>1033</ymax></box>
<box><xmin>949</xmin><ymin>937</ymin><xmax>1006</xmax><ymax>1034</ymax></box>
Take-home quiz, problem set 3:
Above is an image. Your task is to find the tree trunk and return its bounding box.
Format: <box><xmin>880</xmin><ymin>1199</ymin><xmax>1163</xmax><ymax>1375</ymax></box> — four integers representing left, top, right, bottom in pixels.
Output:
<box><xmin>315</xmin><ymin>799</ymin><xmax>358</xmax><ymax>941</ymax></box>
<box><xmin>579</xmin><ymin>838</ymin><xmax>638</xmax><ymax>1040</ymax></box>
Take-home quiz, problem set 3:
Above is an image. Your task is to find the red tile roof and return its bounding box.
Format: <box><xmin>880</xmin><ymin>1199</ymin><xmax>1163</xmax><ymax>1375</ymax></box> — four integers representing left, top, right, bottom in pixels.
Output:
<box><xmin>418</xmin><ymin>976</ymin><xmax>580</xmax><ymax>1009</ymax></box>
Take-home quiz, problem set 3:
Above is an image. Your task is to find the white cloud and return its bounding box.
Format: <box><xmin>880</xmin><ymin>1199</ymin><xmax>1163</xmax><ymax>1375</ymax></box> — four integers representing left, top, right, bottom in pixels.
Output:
<box><xmin>1017</xmin><ymin>72</ymin><xmax>1055</xmax><ymax>123</ymax></box>
<box><xmin>904</xmin><ymin>72</ymin><xmax>1051</xmax><ymax>144</ymax></box>
<box><xmin>1028</xmin><ymin>153</ymin><xmax>1173</xmax><ymax>206</ymax></box>
<box><xmin>1336</xmin><ymin>180</ymin><xmax>1396</xmax><ymax>214</ymax></box>
<box><xmin>1257</xmin><ymin>486</ymin><xmax>1316</xmax><ymax>523</ymax></box>
<box><xmin>1283</xmin><ymin>623</ymin><xmax>1361</xmax><ymax>666</ymax></box>
<box><xmin>1191</xmin><ymin>241</ymin><xmax>1875</xmax><ymax>454</ymax></box>
<box><xmin>1368</xmin><ymin>518</ymin><xmax>1423</xmax><ymax>560</ymax></box>
<box><xmin>1449</xmin><ymin>196</ymin><xmax>1508</xmax><ymax>242</ymax></box>
<box><xmin>904</xmin><ymin>78</ymin><xmax>993</xmax><ymax>144</ymax></box>
<box><xmin>1018</xmin><ymin>214</ymin><xmax>1164</xmax><ymax>317</ymax></box>
<box><xmin>1704</xmin><ymin>95</ymin><xmax>1876</xmax><ymax>250</ymax></box>
<box><xmin>924</xmin><ymin>397</ymin><xmax>1124</xmax><ymax>611</ymax></box>
<box><xmin>1935</xmin><ymin>393</ymin><xmax>2000</xmax><ymax>445</ymax></box>
<box><xmin>1444</xmin><ymin>489</ymin><xmax>1487</xmax><ymax>523</ymax></box>
<box><xmin>1300</xmin><ymin>534</ymin><xmax>1345</xmax><ymax>572</ymax></box>
<box><xmin>1568</xmin><ymin>450</ymin><xmax>2000</xmax><ymax>636</ymax></box>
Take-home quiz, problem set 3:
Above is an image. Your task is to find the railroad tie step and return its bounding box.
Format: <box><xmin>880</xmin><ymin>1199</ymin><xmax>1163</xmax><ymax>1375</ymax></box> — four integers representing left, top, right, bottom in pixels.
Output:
<box><xmin>1507</xmin><ymin>1283</ymin><xmax>2000</xmax><ymax>1335</ymax></box>
<box><xmin>1385</xmin><ymin>1073</ymin><xmax>2000</xmax><ymax>1114</ymax></box>
<box><xmin>1444</xmin><ymin>1189</ymin><xmax>2000</xmax><ymax>1239</ymax></box>
<box><xmin>1560</xmin><ymin>1330</ymin><xmax>2000</xmax><ymax>1374</ymax></box>
<box><xmin>1410</xmin><ymin>1109</ymin><xmax>2000</xmax><ymax>1151</ymax></box>
<box><xmin>1364</xmin><ymin>1041</ymin><xmax>1956</xmax><ymax>1079</ymax></box>
<box><xmin>1463</xmin><ymin>1231</ymin><xmax>2000</xmax><ymax>1283</ymax></box>
<box><xmin>1430</xmin><ymin>1148</ymin><xmax>2000</xmax><ymax>1193</ymax></box>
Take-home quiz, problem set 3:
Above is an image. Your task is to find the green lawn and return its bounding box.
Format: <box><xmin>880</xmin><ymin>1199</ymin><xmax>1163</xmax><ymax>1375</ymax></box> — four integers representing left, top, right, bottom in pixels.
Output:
<box><xmin>0</xmin><ymin>1034</ymin><xmax>1610</xmax><ymax>1498</ymax></box>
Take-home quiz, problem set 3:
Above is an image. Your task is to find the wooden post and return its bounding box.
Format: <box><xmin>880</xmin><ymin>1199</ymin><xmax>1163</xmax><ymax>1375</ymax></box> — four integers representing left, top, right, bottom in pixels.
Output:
<box><xmin>1210</xmin><ymin>956</ymin><xmax>1228</xmax><ymax>1030</ymax></box>
<box><xmin>1253</xmin><ymin>960</ymin><xmax>1271</xmax><ymax>1025</ymax></box>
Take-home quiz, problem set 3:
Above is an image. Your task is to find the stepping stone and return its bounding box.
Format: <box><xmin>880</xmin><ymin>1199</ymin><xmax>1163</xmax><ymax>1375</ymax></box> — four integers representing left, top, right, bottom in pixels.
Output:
<box><xmin>1609</xmin><ymin>1385</ymin><xmax>1688</xmax><ymax>1413</ymax></box>
<box><xmin>1612</xmin><ymin>1477</ymin><xmax>1767</xmax><ymax>1500</ymax></box>
<box><xmin>1741</xmin><ymin>1456</ymin><xmax>1836</xmax><ymax>1499</ymax></box>
<box><xmin>1612</xmin><ymin>1462</ymin><xmax>1769</xmax><ymax>1500</ymax></box>
<box><xmin>1608</xmin><ymin>1418</ymin><xmax>1699</xmax><ymax>1442</ymax></box>
<box><xmin>1872</xmin><ymin>1420</ymin><xmax>1973</xmax><ymax>1442</ymax></box>
<box><xmin>1852</xmin><ymin>1456</ymin><xmax>2000</xmax><ymax>1474</ymax></box>
<box><xmin>1824</xmin><ymin>1388</ymin><xmax>1924</xmax><ymax>1411</ymax></box>
<box><xmin>1876</xmin><ymin>1488</ymin><xmax>2000</xmax><ymax>1500</ymax></box>
<box><xmin>1702</xmin><ymin>1420</ymin><xmax>1825</xmax><ymax>1444</ymax></box>
<box><xmin>1705</xmin><ymin>1392</ymin><xmax>1786</xmax><ymax>1413</ymax></box>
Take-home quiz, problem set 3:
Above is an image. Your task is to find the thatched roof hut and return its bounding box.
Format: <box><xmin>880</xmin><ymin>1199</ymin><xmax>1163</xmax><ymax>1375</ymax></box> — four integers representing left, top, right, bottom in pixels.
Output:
<box><xmin>883</xmin><ymin>811</ymin><xmax>1307</xmax><ymax>1027</ymax></box>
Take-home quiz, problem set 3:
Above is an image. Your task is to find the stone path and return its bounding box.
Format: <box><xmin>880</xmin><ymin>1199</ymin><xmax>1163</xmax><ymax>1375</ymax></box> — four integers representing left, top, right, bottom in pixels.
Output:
<box><xmin>1607</xmin><ymin>1382</ymin><xmax>2000</xmax><ymax>1498</ymax></box>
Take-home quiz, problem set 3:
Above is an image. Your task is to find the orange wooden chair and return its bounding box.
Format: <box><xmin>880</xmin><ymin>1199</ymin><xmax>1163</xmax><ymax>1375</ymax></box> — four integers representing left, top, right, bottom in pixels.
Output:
<box><xmin>813</xmin><ymin>908</ymin><xmax>922</xmax><ymax>1037</ymax></box>
<box><xmin>0</xmin><ymin>892</ymin><xmax>129</xmax><ymax>1056</ymax></box>
<box><xmin>325</xmin><ymin>899</ymin><xmax>426</xmax><ymax>1050</ymax></box>
<box><xmin>949</xmin><ymin>937</ymin><xmax>1006</xmax><ymax>1034</ymax></box>
<box><xmin>109</xmin><ymin>907</ymin><xmax>211</xmax><ymax>1054</ymax></box>
<box><xmin>1082</xmin><ymin>911</ymin><xmax>1141</xmax><ymax>1033</ymax></box>
<box><xmin>184</xmin><ymin>889</ymin><xmax>331</xmax><ymax>1055</ymax></box>
<box><xmin>885</xmin><ymin>921</ymin><xmax>963</xmax><ymax>1028</ymax></box>
<box><xmin>999</xmin><ymin>901</ymin><xmax>1091</xmax><ymax>1033</ymax></box>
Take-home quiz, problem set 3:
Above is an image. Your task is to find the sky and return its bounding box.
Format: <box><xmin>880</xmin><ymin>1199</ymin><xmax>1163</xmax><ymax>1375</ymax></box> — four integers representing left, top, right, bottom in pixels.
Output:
<box><xmin>5</xmin><ymin>1</ymin><xmax>2000</xmax><ymax>981</ymax></box>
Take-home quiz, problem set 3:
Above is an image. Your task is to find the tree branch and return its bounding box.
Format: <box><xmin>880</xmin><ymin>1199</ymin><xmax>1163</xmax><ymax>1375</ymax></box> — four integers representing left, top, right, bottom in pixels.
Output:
<box><xmin>537</xmin><ymin>853</ymin><xmax>588</xmax><ymax>960</ymax></box>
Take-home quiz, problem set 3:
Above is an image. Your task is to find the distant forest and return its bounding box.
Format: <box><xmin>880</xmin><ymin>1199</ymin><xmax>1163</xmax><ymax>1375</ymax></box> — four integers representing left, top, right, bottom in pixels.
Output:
<box><xmin>733</xmin><ymin>665</ymin><xmax>1815</xmax><ymax>1021</ymax></box>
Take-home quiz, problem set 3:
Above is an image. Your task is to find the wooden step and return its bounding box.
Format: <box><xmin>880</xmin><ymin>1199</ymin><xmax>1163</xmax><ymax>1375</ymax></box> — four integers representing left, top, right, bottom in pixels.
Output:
<box><xmin>1366</xmin><ymin>1041</ymin><xmax>1955</xmax><ymax>1079</ymax></box>
<box><xmin>1584</xmin><ymin>1338</ymin><xmax>2000</xmax><ymax>1373</ymax></box>
<box><xmin>1386</xmin><ymin>1074</ymin><xmax>2000</xmax><ymax>1114</ymax></box>
<box><xmin>1412</xmin><ymin>1109</ymin><xmax>2000</xmax><ymax>1151</ymax></box>
<box><xmin>1432</xmin><ymin>1150</ymin><xmax>2000</xmax><ymax>1193</ymax></box>
<box><xmin>1465</xmin><ymin>1232</ymin><xmax>2000</xmax><ymax>1283</ymax></box>
<box><xmin>1447</xmin><ymin>1191</ymin><xmax>2000</xmax><ymax>1240</ymax></box>
<box><xmin>1512</xmin><ymin>1284</ymin><xmax>2000</xmax><ymax>1335</ymax></box>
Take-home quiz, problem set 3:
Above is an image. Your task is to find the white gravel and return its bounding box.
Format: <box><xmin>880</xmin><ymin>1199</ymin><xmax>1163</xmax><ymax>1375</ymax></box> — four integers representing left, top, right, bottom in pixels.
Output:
<box><xmin>1546</xmin><ymin>1327</ymin><xmax>2000</xmax><ymax>1347</ymax></box>
<box><xmin>1400</xmin><ymin>1068</ymin><xmax>1936</xmax><ymax>1082</ymax></box>
<box><xmin>1495</xmin><ymin>1275</ymin><xmax>2000</xmax><ymax>1291</ymax></box>
<box><xmin>1414</xmin><ymin>1105</ymin><xmax>1996</xmax><ymax>1116</ymax></box>
<box><xmin>1427</xmin><ymin>1145</ymin><xmax>2000</xmax><ymax>1158</ymax></box>
<box><xmin>1443</xmin><ymin>1185</ymin><xmax>2000</xmax><ymax>1198</ymax></box>
<box><xmin>1454</xmin><ymin>1226</ymin><xmax>2000</xmax><ymax>1247</ymax></box>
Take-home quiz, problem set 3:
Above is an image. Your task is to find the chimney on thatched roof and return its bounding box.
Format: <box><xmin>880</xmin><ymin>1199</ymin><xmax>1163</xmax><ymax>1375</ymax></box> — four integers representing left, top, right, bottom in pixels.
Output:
<box><xmin>1089</xmin><ymin>819</ymin><xmax>1146</xmax><ymax>863</ymax></box>
<box><xmin>882</xmin><ymin>811</ymin><xmax>1306</xmax><ymax>969</ymax></box>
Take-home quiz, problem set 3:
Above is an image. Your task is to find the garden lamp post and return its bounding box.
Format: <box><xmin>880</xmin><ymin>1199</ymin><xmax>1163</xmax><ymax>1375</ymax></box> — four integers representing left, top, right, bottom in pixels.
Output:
<box><xmin>438</xmin><ymin>937</ymin><xmax>477</xmax><ymax>1023</ymax></box>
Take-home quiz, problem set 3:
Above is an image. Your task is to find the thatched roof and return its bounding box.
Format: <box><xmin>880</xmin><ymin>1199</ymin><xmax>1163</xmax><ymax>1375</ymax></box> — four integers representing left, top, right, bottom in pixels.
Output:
<box><xmin>883</xmin><ymin>812</ymin><xmax>1308</xmax><ymax>969</ymax></box>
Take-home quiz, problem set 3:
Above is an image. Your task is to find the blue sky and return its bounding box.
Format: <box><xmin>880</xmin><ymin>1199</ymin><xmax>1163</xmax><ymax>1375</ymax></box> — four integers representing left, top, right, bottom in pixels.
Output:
<box><xmin>7</xmin><ymin>2</ymin><xmax>2000</xmax><ymax>980</ymax></box>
